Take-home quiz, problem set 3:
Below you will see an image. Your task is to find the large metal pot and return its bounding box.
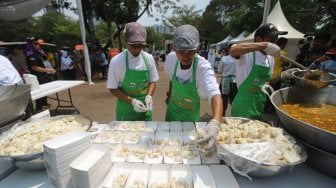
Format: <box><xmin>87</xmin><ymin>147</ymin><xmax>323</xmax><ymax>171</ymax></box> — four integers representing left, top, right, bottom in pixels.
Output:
<box><xmin>299</xmin><ymin>139</ymin><xmax>336</xmax><ymax>178</ymax></box>
<box><xmin>0</xmin><ymin>85</ymin><xmax>31</xmax><ymax>127</ymax></box>
<box><xmin>268</xmin><ymin>86</ymin><xmax>336</xmax><ymax>154</ymax></box>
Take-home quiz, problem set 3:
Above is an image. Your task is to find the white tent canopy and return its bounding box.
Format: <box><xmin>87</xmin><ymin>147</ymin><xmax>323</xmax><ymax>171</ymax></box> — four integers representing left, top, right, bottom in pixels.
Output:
<box><xmin>243</xmin><ymin>1</ymin><xmax>305</xmax><ymax>59</ymax></box>
<box><xmin>230</xmin><ymin>31</ymin><xmax>249</xmax><ymax>43</ymax></box>
<box><xmin>0</xmin><ymin>0</ymin><xmax>93</xmax><ymax>84</ymax></box>
<box><xmin>215</xmin><ymin>35</ymin><xmax>233</xmax><ymax>51</ymax></box>
<box><xmin>244</xmin><ymin>1</ymin><xmax>304</xmax><ymax>41</ymax></box>
<box><xmin>0</xmin><ymin>0</ymin><xmax>52</xmax><ymax>20</ymax></box>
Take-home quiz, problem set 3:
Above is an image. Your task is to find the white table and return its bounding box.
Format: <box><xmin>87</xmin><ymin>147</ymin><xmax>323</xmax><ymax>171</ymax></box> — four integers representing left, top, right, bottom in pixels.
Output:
<box><xmin>0</xmin><ymin>164</ymin><xmax>335</xmax><ymax>188</ymax></box>
<box><xmin>30</xmin><ymin>80</ymin><xmax>85</xmax><ymax>114</ymax></box>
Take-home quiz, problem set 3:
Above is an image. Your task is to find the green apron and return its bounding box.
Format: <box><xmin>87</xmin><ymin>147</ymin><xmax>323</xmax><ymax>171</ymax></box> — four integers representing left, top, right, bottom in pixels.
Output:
<box><xmin>165</xmin><ymin>56</ymin><xmax>200</xmax><ymax>122</ymax></box>
<box><xmin>116</xmin><ymin>50</ymin><xmax>152</xmax><ymax>121</ymax></box>
<box><xmin>231</xmin><ymin>52</ymin><xmax>270</xmax><ymax>119</ymax></box>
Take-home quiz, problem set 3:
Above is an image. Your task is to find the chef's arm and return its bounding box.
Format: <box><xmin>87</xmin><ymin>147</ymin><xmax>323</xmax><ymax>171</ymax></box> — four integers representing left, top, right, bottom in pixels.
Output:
<box><xmin>109</xmin><ymin>88</ymin><xmax>132</xmax><ymax>103</ymax></box>
<box><xmin>229</xmin><ymin>42</ymin><xmax>269</xmax><ymax>57</ymax></box>
<box><xmin>211</xmin><ymin>94</ymin><xmax>223</xmax><ymax>122</ymax></box>
<box><xmin>147</xmin><ymin>82</ymin><xmax>156</xmax><ymax>96</ymax></box>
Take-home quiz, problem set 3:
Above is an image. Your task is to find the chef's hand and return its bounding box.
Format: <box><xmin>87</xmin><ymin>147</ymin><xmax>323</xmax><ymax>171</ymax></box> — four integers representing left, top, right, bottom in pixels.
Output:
<box><xmin>197</xmin><ymin>119</ymin><xmax>220</xmax><ymax>149</ymax></box>
<box><xmin>264</xmin><ymin>43</ymin><xmax>281</xmax><ymax>57</ymax></box>
<box><xmin>145</xmin><ymin>95</ymin><xmax>153</xmax><ymax>111</ymax></box>
<box><xmin>131</xmin><ymin>99</ymin><xmax>148</xmax><ymax>113</ymax></box>
<box><xmin>280</xmin><ymin>68</ymin><xmax>301</xmax><ymax>79</ymax></box>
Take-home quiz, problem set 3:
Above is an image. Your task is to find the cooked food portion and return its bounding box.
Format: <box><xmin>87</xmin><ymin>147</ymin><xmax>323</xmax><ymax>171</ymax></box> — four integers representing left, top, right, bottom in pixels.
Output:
<box><xmin>217</xmin><ymin>118</ymin><xmax>303</xmax><ymax>165</ymax></box>
<box><xmin>279</xmin><ymin>103</ymin><xmax>336</xmax><ymax>133</ymax></box>
<box><xmin>0</xmin><ymin>116</ymin><xmax>89</xmax><ymax>156</ymax></box>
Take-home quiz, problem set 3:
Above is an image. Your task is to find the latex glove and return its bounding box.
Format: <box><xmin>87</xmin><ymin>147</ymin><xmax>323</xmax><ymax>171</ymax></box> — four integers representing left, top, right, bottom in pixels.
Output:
<box><xmin>280</xmin><ymin>68</ymin><xmax>301</xmax><ymax>79</ymax></box>
<box><xmin>131</xmin><ymin>99</ymin><xmax>148</xmax><ymax>113</ymax></box>
<box><xmin>145</xmin><ymin>95</ymin><xmax>153</xmax><ymax>111</ymax></box>
<box><xmin>197</xmin><ymin>119</ymin><xmax>220</xmax><ymax>149</ymax></box>
<box><xmin>264</xmin><ymin>43</ymin><xmax>281</xmax><ymax>57</ymax></box>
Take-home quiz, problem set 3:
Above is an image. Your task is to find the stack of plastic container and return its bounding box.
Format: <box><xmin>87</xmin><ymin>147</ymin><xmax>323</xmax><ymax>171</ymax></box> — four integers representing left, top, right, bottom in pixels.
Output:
<box><xmin>43</xmin><ymin>131</ymin><xmax>92</xmax><ymax>188</ymax></box>
<box><xmin>69</xmin><ymin>144</ymin><xmax>112</xmax><ymax>188</ymax></box>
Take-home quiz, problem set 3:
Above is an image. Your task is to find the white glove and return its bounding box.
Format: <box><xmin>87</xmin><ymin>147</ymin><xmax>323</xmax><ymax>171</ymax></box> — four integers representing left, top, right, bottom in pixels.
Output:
<box><xmin>145</xmin><ymin>95</ymin><xmax>153</xmax><ymax>111</ymax></box>
<box><xmin>264</xmin><ymin>43</ymin><xmax>281</xmax><ymax>57</ymax></box>
<box><xmin>197</xmin><ymin>119</ymin><xmax>220</xmax><ymax>149</ymax></box>
<box><xmin>131</xmin><ymin>99</ymin><xmax>148</xmax><ymax>113</ymax></box>
<box><xmin>280</xmin><ymin>68</ymin><xmax>301</xmax><ymax>79</ymax></box>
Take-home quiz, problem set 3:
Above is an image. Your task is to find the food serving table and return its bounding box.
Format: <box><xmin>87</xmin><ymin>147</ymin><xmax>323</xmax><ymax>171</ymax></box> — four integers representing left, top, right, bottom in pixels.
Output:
<box><xmin>0</xmin><ymin>163</ymin><xmax>335</xmax><ymax>187</ymax></box>
<box><xmin>30</xmin><ymin>80</ymin><xmax>85</xmax><ymax>114</ymax></box>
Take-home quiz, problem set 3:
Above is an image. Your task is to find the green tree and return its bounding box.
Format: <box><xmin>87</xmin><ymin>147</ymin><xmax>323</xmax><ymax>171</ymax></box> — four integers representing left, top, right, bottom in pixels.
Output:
<box><xmin>91</xmin><ymin>0</ymin><xmax>179</xmax><ymax>49</ymax></box>
<box><xmin>146</xmin><ymin>27</ymin><xmax>166</xmax><ymax>51</ymax></box>
<box><xmin>0</xmin><ymin>18</ymin><xmax>35</xmax><ymax>41</ymax></box>
<box><xmin>163</xmin><ymin>5</ymin><xmax>202</xmax><ymax>28</ymax></box>
<box><xmin>34</xmin><ymin>12</ymin><xmax>81</xmax><ymax>47</ymax></box>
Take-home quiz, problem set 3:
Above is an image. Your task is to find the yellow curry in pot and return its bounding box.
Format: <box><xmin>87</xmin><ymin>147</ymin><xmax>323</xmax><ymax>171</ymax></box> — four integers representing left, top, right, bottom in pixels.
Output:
<box><xmin>279</xmin><ymin>103</ymin><xmax>336</xmax><ymax>133</ymax></box>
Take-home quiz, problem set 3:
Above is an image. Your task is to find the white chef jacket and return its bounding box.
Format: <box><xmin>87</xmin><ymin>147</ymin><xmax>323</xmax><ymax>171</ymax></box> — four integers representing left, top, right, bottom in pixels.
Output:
<box><xmin>0</xmin><ymin>55</ymin><xmax>23</xmax><ymax>86</ymax></box>
<box><xmin>107</xmin><ymin>50</ymin><xmax>159</xmax><ymax>89</ymax></box>
<box><xmin>164</xmin><ymin>51</ymin><xmax>220</xmax><ymax>101</ymax></box>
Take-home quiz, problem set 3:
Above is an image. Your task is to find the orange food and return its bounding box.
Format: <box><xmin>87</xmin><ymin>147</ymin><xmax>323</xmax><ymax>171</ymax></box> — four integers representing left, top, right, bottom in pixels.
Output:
<box><xmin>279</xmin><ymin>103</ymin><xmax>336</xmax><ymax>133</ymax></box>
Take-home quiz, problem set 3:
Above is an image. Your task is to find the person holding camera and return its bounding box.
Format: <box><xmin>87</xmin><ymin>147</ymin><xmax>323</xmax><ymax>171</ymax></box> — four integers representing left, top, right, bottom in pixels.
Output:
<box><xmin>296</xmin><ymin>32</ymin><xmax>330</xmax><ymax>67</ymax></box>
<box><xmin>309</xmin><ymin>38</ymin><xmax>336</xmax><ymax>76</ymax></box>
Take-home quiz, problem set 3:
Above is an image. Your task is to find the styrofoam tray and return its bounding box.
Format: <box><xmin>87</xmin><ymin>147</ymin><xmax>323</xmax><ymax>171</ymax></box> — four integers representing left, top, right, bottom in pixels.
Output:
<box><xmin>169</xmin><ymin>131</ymin><xmax>183</xmax><ymax>146</ymax></box>
<box><xmin>170</xmin><ymin>164</ymin><xmax>193</xmax><ymax>188</ymax></box>
<box><xmin>92</xmin><ymin>130</ymin><xmax>114</xmax><ymax>143</ymax></box>
<box><xmin>43</xmin><ymin>131</ymin><xmax>91</xmax><ymax>154</ymax></box>
<box><xmin>183</xmin><ymin>130</ymin><xmax>198</xmax><ymax>145</ymax></box>
<box><xmin>191</xmin><ymin>165</ymin><xmax>216</xmax><ymax>188</ymax></box>
<box><xmin>182</xmin><ymin>145</ymin><xmax>201</xmax><ymax>165</ymax></box>
<box><xmin>148</xmin><ymin>164</ymin><xmax>170</xmax><ymax>188</ymax></box>
<box><xmin>170</xmin><ymin>121</ymin><xmax>182</xmax><ymax>131</ymax></box>
<box><xmin>123</xmin><ymin>131</ymin><xmax>141</xmax><ymax>144</ymax></box>
<box><xmin>102</xmin><ymin>162</ymin><xmax>133</xmax><ymax>188</ymax></box>
<box><xmin>104</xmin><ymin>121</ymin><xmax>123</xmax><ymax>130</ymax></box>
<box><xmin>111</xmin><ymin>144</ymin><xmax>131</xmax><ymax>162</ymax></box>
<box><xmin>139</xmin><ymin>131</ymin><xmax>154</xmax><ymax>145</ymax></box>
<box><xmin>195</xmin><ymin>122</ymin><xmax>207</xmax><ymax>132</ymax></box>
<box><xmin>113</xmin><ymin>121</ymin><xmax>145</xmax><ymax>131</ymax></box>
<box><xmin>69</xmin><ymin>144</ymin><xmax>111</xmax><ymax>172</ymax></box>
<box><xmin>130</xmin><ymin>121</ymin><xmax>146</xmax><ymax>131</ymax></box>
<box><xmin>44</xmin><ymin>141</ymin><xmax>92</xmax><ymax>165</ymax></box>
<box><xmin>144</xmin><ymin>145</ymin><xmax>164</xmax><ymax>164</ymax></box>
<box><xmin>125</xmin><ymin>163</ymin><xmax>151</xmax><ymax>188</ymax></box>
<box><xmin>199</xmin><ymin>147</ymin><xmax>220</xmax><ymax>164</ymax></box>
<box><xmin>87</xmin><ymin>124</ymin><xmax>106</xmax><ymax>140</ymax></box>
<box><xmin>164</xmin><ymin>146</ymin><xmax>183</xmax><ymax>164</ymax></box>
<box><xmin>157</xmin><ymin>121</ymin><xmax>170</xmax><ymax>132</ymax></box>
<box><xmin>70</xmin><ymin>145</ymin><xmax>112</xmax><ymax>188</ymax></box>
<box><xmin>102</xmin><ymin>143</ymin><xmax>117</xmax><ymax>154</ymax></box>
<box><xmin>127</xmin><ymin>144</ymin><xmax>147</xmax><ymax>163</ymax></box>
<box><xmin>182</xmin><ymin>122</ymin><xmax>195</xmax><ymax>131</ymax></box>
<box><xmin>145</xmin><ymin>121</ymin><xmax>157</xmax><ymax>132</ymax></box>
<box><xmin>154</xmin><ymin>131</ymin><xmax>170</xmax><ymax>146</ymax></box>
<box><xmin>209</xmin><ymin>165</ymin><xmax>239</xmax><ymax>188</ymax></box>
<box><xmin>109</xmin><ymin>130</ymin><xmax>127</xmax><ymax>144</ymax></box>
